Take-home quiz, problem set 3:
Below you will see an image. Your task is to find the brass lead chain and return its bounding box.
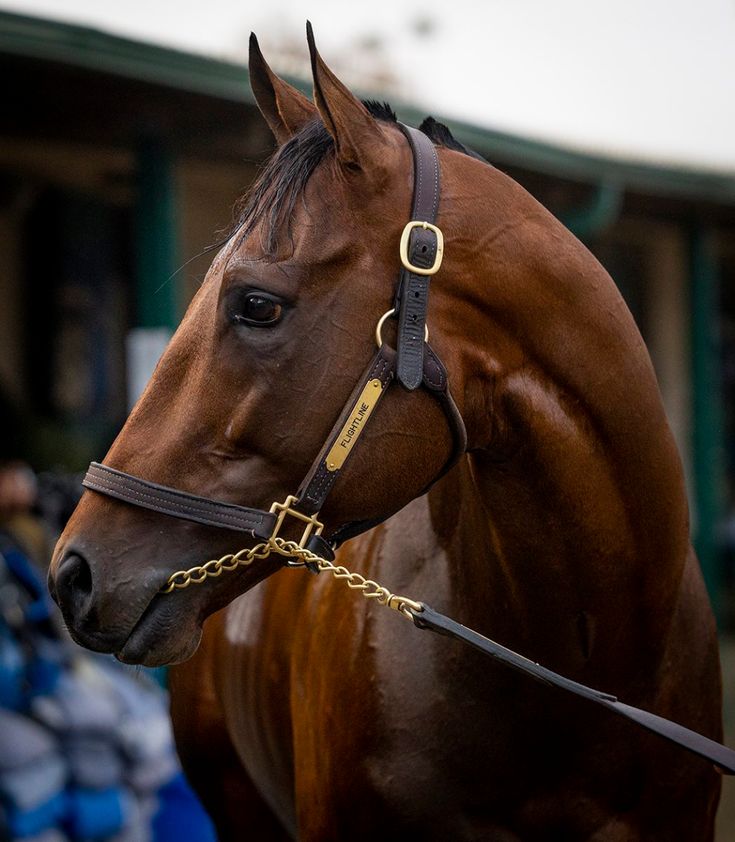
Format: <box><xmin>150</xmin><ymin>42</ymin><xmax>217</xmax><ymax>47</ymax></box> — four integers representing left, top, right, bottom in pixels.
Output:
<box><xmin>161</xmin><ymin>537</ymin><xmax>423</xmax><ymax>621</ymax></box>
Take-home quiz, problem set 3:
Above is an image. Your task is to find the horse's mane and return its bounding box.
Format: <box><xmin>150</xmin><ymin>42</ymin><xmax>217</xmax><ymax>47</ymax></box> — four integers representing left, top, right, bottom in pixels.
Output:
<box><xmin>230</xmin><ymin>102</ymin><xmax>477</xmax><ymax>257</ymax></box>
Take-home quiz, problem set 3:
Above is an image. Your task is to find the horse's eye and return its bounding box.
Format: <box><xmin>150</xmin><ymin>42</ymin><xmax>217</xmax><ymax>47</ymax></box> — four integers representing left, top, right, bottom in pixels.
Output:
<box><xmin>232</xmin><ymin>292</ymin><xmax>283</xmax><ymax>327</ymax></box>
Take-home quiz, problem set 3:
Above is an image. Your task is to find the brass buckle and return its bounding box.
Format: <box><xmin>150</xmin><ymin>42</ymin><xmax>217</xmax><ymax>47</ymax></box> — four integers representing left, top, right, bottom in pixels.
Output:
<box><xmin>399</xmin><ymin>220</ymin><xmax>444</xmax><ymax>276</ymax></box>
<box><xmin>268</xmin><ymin>495</ymin><xmax>324</xmax><ymax>547</ymax></box>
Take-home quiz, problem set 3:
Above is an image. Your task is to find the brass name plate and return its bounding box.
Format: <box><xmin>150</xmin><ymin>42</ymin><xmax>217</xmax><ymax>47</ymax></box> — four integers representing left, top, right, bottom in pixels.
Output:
<box><xmin>325</xmin><ymin>379</ymin><xmax>384</xmax><ymax>472</ymax></box>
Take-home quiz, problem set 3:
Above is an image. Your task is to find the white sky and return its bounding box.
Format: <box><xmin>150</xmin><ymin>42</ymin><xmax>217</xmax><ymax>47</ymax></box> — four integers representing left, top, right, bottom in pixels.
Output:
<box><xmin>3</xmin><ymin>0</ymin><xmax>735</xmax><ymax>174</ymax></box>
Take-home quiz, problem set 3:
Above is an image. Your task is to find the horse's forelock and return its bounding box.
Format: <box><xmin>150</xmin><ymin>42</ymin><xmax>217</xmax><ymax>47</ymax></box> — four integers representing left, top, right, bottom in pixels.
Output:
<box><xmin>226</xmin><ymin>103</ymin><xmax>476</xmax><ymax>259</ymax></box>
<box><xmin>228</xmin><ymin>117</ymin><xmax>334</xmax><ymax>257</ymax></box>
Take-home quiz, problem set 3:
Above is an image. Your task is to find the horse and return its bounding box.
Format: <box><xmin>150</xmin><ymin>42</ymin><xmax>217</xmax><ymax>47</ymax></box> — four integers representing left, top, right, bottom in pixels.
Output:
<box><xmin>48</xmin><ymin>26</ymin><xmax>723</xmax><ymax>840</ymax></box>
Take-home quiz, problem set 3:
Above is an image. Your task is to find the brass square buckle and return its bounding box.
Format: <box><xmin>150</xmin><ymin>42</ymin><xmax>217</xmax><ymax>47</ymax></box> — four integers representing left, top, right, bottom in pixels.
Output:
<box><xmin>399</xmin><ymin>220</ymin><xmax>444</xmax><ymax>276</ymax></box>
<box><xmin>268</xmin><ymin>495</ymin><xmax>324</xmax><ymax>548</ymax></box>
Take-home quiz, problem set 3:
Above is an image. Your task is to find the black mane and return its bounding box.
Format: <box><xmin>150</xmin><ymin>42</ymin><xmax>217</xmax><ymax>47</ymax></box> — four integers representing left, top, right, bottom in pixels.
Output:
<box><xmin>419</xmin><ymin>116</ymin><xmax>486</xmax><ymax>162</ymax></box>
<box><xmin>363</xmin><ymin>100</ymin><xmax>397</xmax><ymax>123</ymax></box>
<box><xmin>230</xmin><ymin>102</ymin><xmax>477</xmax><ymax>256</ymax></box>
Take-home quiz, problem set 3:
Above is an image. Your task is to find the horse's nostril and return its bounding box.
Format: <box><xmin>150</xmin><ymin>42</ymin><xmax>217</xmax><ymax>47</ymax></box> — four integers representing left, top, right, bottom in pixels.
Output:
<box><xmin>70</xmin><ymin>554</ymin><xmax>92</xmax><ymax>596</ymax></box>
<box><xmin>50</xmin><ymin>551</ymin><xmax>132</xmax><ymax>653</ymax></box>
<box><xmin>54</xmin><ymin>551</ymin><xmax>94</xmax><ymax>617</ymax></box>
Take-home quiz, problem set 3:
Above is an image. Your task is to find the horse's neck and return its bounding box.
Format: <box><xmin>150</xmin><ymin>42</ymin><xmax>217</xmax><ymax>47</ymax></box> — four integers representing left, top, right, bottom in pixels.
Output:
<box><xmin>414</xmin><ymin>194</ymin><xmax>690</xmax><ymax>680</ymax></box>
<box><xmin>426</xmin><ymin>419</ymin><xmax>688</xmax><ymax>680</ymax></box>
<box><xmin>410</xmin><ymin>442</ymin><xmax>686</xmax><ymax>702</ymax></box>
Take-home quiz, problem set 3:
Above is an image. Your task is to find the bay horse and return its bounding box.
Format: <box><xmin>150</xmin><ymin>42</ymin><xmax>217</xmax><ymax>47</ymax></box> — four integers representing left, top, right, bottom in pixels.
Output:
<box><xmin>49</xmin><ymin>27</ymin><xmax>723</xmax><ymax>840</ymax></box>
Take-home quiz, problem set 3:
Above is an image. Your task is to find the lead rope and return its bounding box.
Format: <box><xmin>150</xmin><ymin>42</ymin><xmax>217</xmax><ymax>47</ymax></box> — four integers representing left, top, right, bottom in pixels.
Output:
<box><xmin>161</xmin><ymin>537</ymin><xmax>735</xmax><ymax>776</ymax></box>
<box><xmin>161</xmin><ymin>538</ymin><xmax>423</xmax><ymax>620</ymax></box>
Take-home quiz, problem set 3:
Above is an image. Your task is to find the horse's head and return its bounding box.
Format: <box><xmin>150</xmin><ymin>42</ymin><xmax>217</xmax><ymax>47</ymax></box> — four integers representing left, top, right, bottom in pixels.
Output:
<box><xmin>49</xmin><ymin>28</ymin><xmax>479</xmax><ymax>666</ymax></box>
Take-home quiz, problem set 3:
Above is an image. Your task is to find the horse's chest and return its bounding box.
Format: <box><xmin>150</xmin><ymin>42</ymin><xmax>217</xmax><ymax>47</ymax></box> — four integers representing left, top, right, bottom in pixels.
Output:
<box><xmin>218</xmin><ymin>582</ymin><xmax>301</xmax><ymax>828</ymax></box>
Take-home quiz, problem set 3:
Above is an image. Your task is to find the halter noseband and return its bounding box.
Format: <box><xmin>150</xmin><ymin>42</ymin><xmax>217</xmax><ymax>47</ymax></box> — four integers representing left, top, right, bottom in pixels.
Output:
<box><xmin>82</xmin><ymin>124</ymin><xmax>467</xmax><ymax>562</ymax></box>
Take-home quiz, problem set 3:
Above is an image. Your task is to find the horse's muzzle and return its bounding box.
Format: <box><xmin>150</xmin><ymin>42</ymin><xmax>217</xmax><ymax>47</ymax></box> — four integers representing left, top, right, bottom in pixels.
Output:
<box><xmin>50</xmin><ymin>549</ymin><xmax>133</xmax><ymax>653</ymax></box>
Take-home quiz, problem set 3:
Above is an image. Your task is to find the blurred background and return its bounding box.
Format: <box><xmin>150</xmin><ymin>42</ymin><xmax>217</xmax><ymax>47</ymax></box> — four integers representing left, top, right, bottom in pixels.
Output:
<box><xmin>0</xmin><ymin>0</ymin><xmax>733</xmax><ymax>838</ymax></box>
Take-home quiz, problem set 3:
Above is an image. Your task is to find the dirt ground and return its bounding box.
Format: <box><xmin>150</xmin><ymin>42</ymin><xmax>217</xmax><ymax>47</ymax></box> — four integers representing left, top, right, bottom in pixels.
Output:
<box><xmin>716</xmin><ymin>635</ymin><xmax>735</xmax><ymax>840</ymax></box>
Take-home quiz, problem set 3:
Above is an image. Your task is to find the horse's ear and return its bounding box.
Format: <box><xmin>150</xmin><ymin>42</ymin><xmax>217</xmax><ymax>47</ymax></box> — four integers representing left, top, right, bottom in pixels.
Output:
<box><xmin>248</xmin><ymin>33</ymin><xmax>317</xmax><ymax>144</ymax></box>
<box><xmin>306</xmin><ymin>22</ymin><xmax>386</xmax><ymax>171</ymax></box>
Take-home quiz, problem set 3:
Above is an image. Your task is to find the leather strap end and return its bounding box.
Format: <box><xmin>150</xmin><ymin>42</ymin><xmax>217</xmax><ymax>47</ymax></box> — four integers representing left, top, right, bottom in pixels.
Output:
<box><xmin>304</xmin><ymin>533</ymin><xmax>335</xmax><ymax>573</ymax></box>
<box><xmin>396</xmin><ymin>269</ymin><xmax>431</xmax><ymax>390</ymax></box>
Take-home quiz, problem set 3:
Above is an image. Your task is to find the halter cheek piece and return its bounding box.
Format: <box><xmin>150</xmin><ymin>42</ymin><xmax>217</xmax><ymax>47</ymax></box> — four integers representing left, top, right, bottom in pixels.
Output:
<box><xmin>82</xmin><ymin>124</ymin><xmax>467</xmax><ymax>561</ymax></box>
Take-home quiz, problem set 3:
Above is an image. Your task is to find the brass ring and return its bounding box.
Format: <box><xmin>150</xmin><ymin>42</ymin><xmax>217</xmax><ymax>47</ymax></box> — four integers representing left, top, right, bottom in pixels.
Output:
<box><xmin>374</xmin><ymin>308</ymin><xmax>429</xmax><ymax>348</ymax></box>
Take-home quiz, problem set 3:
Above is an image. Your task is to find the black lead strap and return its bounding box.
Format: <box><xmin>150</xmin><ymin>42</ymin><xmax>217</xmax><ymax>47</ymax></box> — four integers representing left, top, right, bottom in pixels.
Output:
<box><xmin>409</xmin><ymin>603</ymin><xmax>735</xmax><ymax>775</ymax></box>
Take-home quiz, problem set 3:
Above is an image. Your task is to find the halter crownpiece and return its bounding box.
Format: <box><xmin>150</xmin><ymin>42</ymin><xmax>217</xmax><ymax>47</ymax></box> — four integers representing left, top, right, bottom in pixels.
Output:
<box><xmin>394</xmin><ymin>125</ymin><xmax>443</xmax><ymax>390</ymax></box>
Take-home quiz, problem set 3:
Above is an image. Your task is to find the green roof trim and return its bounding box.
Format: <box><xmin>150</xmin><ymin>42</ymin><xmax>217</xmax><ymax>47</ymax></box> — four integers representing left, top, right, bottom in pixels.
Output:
<box><xmin>0</xmin><ymin>10</ymin><xmax>252</xmax><ymax>101</ymax></box>
<box><xmin>429</xmin><ymin>114</ymin><xmax>735</xmax><ymax>203</ymax></box>
<box><xmin>2</xmin><ymin>9</ymin><xmax>735</xmax><ymax>203</ymax></box>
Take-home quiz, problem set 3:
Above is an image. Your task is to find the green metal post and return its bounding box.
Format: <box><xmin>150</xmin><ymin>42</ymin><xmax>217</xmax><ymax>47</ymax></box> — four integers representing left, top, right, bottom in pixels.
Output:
<box><xmin>690</xmin><ymin>223</ymin><xmax>725</xmax><ymax>611</ymax></box>
<box><xmin>127</xmin><ymin>137</ymin><xmax>179</xmax><ymax>416</ymax></box>
<box><xmin>130</xmin><ymin>138</ymin><xmax>180</xmax><ymax>686</ymax></box>
<box><xmin>563</xmin><ymin>180</ymin><xmax>623</xmax><ymax>241</ymax></box>
<box><xmin>135</xmin><ymin>137</ymin><xmax>178</xmax><ymax>329</ymax></box>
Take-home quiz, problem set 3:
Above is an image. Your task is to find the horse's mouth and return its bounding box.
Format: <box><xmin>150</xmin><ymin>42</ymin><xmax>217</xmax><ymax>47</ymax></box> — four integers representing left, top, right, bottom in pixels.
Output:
<box><xmin>114</xmin><ymin>591</ymin><xmax>203</xmax><ymax>667</ymax></box>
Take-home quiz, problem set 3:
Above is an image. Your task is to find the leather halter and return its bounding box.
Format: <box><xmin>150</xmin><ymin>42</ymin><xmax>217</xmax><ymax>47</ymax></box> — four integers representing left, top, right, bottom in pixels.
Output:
<box><xmin>82</xmin><ymin>124</ymin><xmax>467</xmax><ymax>560</ymax></box>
